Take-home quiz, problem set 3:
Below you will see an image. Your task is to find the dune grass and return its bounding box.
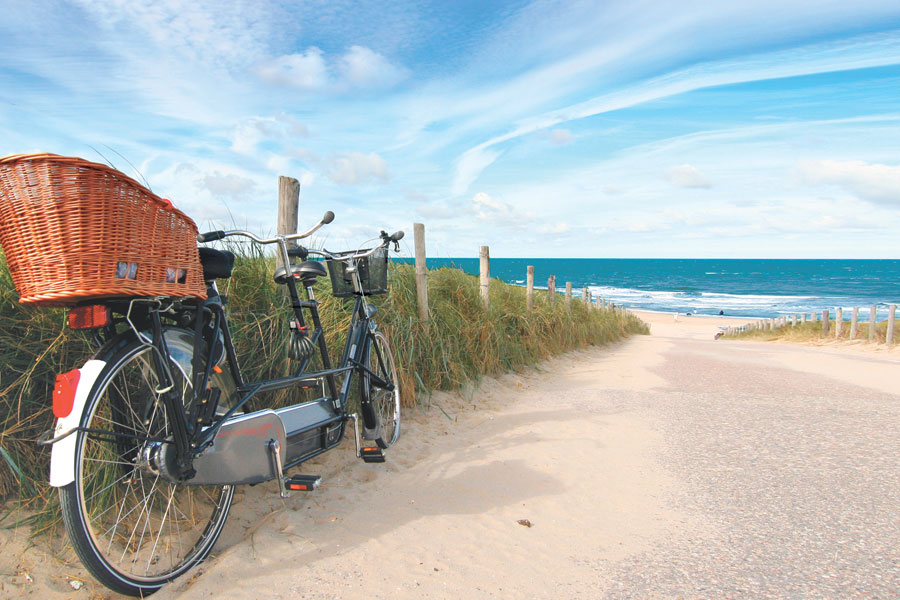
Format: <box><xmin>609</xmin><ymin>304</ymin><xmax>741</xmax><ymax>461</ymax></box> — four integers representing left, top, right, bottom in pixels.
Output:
<box><xmin>727</xmin><ymin>318</ymin><xmax>896</xmax><ymax>344</ymax></box>
<box><xmin>0</xmin><ymin>247</ymin><xmax>647</xmax><ymax>522</ymax></box>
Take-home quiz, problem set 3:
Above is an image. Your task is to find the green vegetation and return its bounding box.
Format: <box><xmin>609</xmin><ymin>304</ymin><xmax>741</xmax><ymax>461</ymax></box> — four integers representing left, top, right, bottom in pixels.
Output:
<box><xmin>727</xmin><ymin>318</ymin><xmax>895</xmax><ymax>344</ymax></box>
<box><xmin>0</xmin><ymin>247</ymin><xmax>647</xmax><ymax>521</ymax></box>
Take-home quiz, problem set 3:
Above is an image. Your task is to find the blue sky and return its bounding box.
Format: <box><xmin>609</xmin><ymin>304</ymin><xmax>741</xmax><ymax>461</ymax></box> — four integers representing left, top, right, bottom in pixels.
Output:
<box><xmin>2</xmin><ymin>1</ymin><xmax>900</xmax><ymax>258</ymax></box>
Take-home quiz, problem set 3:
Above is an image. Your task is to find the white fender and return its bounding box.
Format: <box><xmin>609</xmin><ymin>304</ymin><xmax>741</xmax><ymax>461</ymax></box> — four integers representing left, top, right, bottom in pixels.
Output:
<box><xmin>49</xmin><ymin>359</ymin><xmax>107</xmax><ymax>487</ymax></box>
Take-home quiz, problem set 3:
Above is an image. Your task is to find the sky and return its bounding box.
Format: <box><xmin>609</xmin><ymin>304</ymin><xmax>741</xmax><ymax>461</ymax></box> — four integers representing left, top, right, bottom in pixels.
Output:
<box><xmin>2</xmin><ymin>1</ymin><xmax>900</xmax><ymax>259</ymax></box>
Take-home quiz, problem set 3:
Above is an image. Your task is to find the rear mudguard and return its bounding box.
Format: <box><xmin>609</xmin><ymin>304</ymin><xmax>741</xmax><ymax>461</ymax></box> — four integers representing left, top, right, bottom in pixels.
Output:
<box><xmin>48</xmin><ymin>328</ymin><xmax>226</xmax><ymax>487</ymax></box>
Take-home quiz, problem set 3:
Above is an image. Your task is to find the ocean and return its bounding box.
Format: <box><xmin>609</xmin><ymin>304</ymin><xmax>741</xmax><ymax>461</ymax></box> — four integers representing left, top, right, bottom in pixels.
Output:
<box><xmin>394</xmin><ymin>258</ymin><xmax>900</xmax><ymax>319</ymax></box>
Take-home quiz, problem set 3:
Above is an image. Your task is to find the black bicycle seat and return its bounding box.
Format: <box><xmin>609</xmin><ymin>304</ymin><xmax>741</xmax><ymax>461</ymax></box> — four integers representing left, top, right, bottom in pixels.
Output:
<box><xmin>274</xmin><ymin>261</ymin><xmax>327</xmax><ymax>285</ymax></box>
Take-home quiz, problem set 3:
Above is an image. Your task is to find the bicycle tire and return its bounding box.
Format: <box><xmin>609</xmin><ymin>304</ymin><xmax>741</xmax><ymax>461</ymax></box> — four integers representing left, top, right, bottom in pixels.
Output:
<box><xmin>58</xmin><ymin>338</ymin><xmax>235</xmax><ymax>597</ymax></box>
<box><xmin>362</xmin><ymin>330</ymin><xmax>401</xmax><ymax>449</ymax></box>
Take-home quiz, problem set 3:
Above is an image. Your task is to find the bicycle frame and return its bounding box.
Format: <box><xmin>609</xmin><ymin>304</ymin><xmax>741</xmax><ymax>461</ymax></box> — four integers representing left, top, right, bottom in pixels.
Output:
<box><xmin>44</xmin><ymin>211</ymin><xmax>403</xmax><ymax>597</ymax></box>
<box><xmin>187</xmin><ymin>267</ymin><xmax>386</xmax><ymax>470</ymax></box>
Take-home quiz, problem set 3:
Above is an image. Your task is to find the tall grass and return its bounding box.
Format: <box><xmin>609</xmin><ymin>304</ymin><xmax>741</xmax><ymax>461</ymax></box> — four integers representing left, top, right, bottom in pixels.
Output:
<box><xmin>0</xmin><ymin>246</ymin><xmax>647</xmax><ymax>518</ymax></box>
<box><xmin>728</xmin><ymin>319</ymin><xmax>895</xmax><ymax>344</ymax></box>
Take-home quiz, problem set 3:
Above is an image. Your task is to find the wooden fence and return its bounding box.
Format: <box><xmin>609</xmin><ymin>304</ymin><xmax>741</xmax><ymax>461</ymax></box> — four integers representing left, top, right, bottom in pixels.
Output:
<box><xmin>722</xmin><ymin>304</ymin><xmax>898</xmax><ymax>346</ymax></box>
<box><xmin>411</xmin><ymin>224</ymin><xmax>612</xmax><ymax>315</ymax></box>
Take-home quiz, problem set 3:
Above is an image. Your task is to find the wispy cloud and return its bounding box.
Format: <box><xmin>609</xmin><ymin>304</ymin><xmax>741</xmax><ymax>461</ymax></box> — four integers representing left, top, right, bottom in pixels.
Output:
<box><xmin>665</xmin><ymin>164</ymin><xmax>712</xmax><ymax>188</ymax></box>
<box><xmin>449</xmin><ymin>31</ymin><xmax>900</xmax><ymax>194</ymax></box>
<box><xmin>797</xmin><ymin>159</ymin><xmax>900</xmax><ymax>206</ymax></box>
<box><xmin>255</xmin><ymin>45</ymin><xmax>409</xmax><ymax>91</ymax></box>
<box><xmin>326</xmin><ymin>152</ymin><xmax>390</xmax><ymax>185</ymax></box>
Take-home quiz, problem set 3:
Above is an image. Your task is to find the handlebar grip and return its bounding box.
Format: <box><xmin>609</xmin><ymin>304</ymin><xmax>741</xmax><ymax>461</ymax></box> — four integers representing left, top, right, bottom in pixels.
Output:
<box><xmin>197</xmin><ymin>230</ymin><xmax>226</xmax><ymax>243</ymax></box>
<box><xmin>390</xmin><ymin>231</ymin><xmax>404</xmax><ymax>242</ymax></box>
<box><xmin>287</xmin><ymin>246</ymin><xmax>309</xmax><ymax>260</ymax></box>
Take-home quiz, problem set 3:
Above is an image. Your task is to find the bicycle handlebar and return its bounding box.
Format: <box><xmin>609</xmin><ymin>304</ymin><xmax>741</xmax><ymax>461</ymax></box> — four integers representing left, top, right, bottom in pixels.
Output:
<box><xmin>197</xmin><ymin>211</ymin><xmax>403</xmax><ymax>262</ymax></box>
<box><xmin>198</xmin><ymin>210</ymin><xmax>334</xmax><ymax>245</ymax></box>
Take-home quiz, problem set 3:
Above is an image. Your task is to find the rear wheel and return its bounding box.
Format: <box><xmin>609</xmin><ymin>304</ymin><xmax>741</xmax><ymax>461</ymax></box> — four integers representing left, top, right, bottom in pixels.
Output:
<box><xmin>59</xmin><ymin>340</ymin><xmax>234</xmax><ymax>596</ymax></box>
<box><xmin>362</xmin><ymin>330</ymin><xmax>401</xmax><ymax>449</ymax></box>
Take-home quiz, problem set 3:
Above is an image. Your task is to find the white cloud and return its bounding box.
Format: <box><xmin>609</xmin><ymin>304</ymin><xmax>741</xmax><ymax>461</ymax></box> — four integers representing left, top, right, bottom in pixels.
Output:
<box><xmin>452</xmin><ymin>148</ymin><xmax>501</xmax><ymax>195</ymax></box>
<box><xmin>231</xmin><ymin>114</ymin><xmax>310</xmax><ymax>155</ymax></box>
<box><xmin>537</xmin><ymin>222</ymin><xmax>570</xmax><ymax>234</ymax></box>
<box><xmin>203</xmin><ymin>172</ymin><xmax>256</xmax><ymax>201</ymax></box>
<box><xmin>546</xmin><ymin>129</ymin><xmax>574</xmax><ymax>146</ymax></box>
<box><xmin>416</xmin><ymin>201</ymin><xmax>457</xmax><ymax>220</ymax></box>
<box><xmin>326</xmin><ymin>152</ymin><xmax>390</xmax><ymax>185</ymax></box>
<box><xmin>665</xmin><ymin>164</ymin><xmax>711</xmax><ymax>188</ymax></box>
<box><xmin>797</xmin><ymin>159</ymin><xmax>900</xmax><ymax>206</ymax></box>
<box><xmin>338</xmin><ymin>46</ymin><xmax>409</xmax><ymax>88</ymax></box>
<box><xmin>471</xmin><ymin>192</ymin><xmax>536</xmax><ymax>228</ymax></box>
<box><xmin>254</xmin><ymin>48</ymin><xmax>329</xmax><ymax>89</ymax></box>
<box><xmin>255</xmin><ymin>45</ymin><xmax>407</xmax><ymax>91</ymax></box>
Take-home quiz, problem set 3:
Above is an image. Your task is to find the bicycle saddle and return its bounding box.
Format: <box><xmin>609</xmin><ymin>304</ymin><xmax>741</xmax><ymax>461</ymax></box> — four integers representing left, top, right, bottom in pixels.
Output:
<box><xmin>274</xmin><ymin>261</ymin><xmax>327</xmax><ymax>285</ymax></box>
<box><xmin>198</xmin><ymin>247</ymin><xmax>235</xmax><ymax>280</ymax></box>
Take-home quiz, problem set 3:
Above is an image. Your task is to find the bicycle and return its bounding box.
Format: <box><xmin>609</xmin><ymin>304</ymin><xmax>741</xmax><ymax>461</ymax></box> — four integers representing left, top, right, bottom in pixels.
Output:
<box><xmin>40</xmin><ymin>211</ymin><xmax>404</xmax><ymax>596</ymax></box>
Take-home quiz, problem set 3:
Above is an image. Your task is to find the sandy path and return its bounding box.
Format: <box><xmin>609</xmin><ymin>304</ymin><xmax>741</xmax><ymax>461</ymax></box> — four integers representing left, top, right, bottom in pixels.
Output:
<box><xmin>4</xmin><ymin>311</ymin><xmax>899</xmax><ymax>598</ymax></box>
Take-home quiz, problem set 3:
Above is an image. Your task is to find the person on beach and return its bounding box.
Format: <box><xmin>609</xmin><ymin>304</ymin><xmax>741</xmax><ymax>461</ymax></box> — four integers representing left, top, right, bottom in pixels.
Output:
<box><xmin>674</xmin><ymin>312</ymin><xmax>679</xmax><ymax>322</ymax></box>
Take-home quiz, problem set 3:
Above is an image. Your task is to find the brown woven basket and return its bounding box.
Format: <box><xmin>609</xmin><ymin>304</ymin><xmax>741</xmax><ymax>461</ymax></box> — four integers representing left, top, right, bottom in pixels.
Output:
<box><xmin>0</xmin><ymin>153</ymin><xmax>207</xmax><ymax>306</ymax></box>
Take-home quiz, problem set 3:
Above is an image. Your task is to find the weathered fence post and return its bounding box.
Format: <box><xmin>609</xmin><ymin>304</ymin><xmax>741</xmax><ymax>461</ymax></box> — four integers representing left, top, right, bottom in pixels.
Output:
<box><xmin>850</xmin><ymin>307</ymin><xmax>859</xmax><ymax>340</ymax></box>
<box><xmin>822</xmin><ymin>310</ymin><xmax>830</xmax><ymax>336</ymax></box>
<box><xmin>887</xmin><ymin>305</ymin><xmax>896</xmax><ymax>346</ymax></box>
<box><xmin>801</xmin><ymin>313</ymin><xmax>806</xmax><ymax>325</ymax></box>
<box><xmin>565</xmin><ymin>282</ymin><xmax>572</xmax><ymax>307</ymax></box>
<box><xmin>835</xmin><ymin>307</ymin><xmax>843</xmax><ymax>338</ymax></box>
<box><xmin>869</xmin><ymin>305</ymin><xmax>877</xmax><ymax>342</ymax></box>
<box><xmin>792</xmin><ymin>314</ymin><xmax>797</xmax><ymax>327</ymax></box>
<box><xmin>413</xmin><ymin>223</ymin><xmax>429</xmax><ymax>321</ymax></box>
<box><xmin>526</xmin><ymin>266</ymin><xmax>534</xmax><ymax>312</ymax></box>
<box><xmin>277</xmin><ymin>176</ymin><xmax>300</xmax><ymax>250</ymax></box>
<box><xmin>582</xmin><ymin>287</ymin><xmax>589</xmax><ymax>305</ymax></box>
<box><xmin>479</xmin><ymin>246</ymin><xmax>490</xmax><ymax>309</ymax></box>
<box><xmin>547</xmin><ymin>275</ymin><xmax>555</xmax><ymax>302</ymax></box>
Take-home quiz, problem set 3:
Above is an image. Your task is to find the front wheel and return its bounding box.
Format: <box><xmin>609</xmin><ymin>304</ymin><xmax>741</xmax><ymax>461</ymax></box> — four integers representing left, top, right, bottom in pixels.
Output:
<box><xmin>362</xmin><ymin>330</ymin><xmax>401</xmax><ymax>449</ymax></box>
<box><xmin>58</xmin><ymin>340</ymin><xmax>234</xmax><ymax>596</ymax></box>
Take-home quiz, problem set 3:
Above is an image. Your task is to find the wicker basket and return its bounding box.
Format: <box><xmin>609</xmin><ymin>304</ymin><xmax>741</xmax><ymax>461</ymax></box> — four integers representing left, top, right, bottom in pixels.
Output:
<box><xmin>327</xmin><ymin>248</ymin><xmax>388</xmax><ymax>298</ymax></box>
<box><xmin>0</xmin><ymin>153</ymin><xmax>206</xmax><ymax>306</ymax></box>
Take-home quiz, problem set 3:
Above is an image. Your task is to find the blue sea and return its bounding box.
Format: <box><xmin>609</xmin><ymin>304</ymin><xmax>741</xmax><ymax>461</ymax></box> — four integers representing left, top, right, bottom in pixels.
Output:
<box><xmin>394</xmin><ymin>258</ymin><xmax>900</xmax><ymax>319</ymax></box>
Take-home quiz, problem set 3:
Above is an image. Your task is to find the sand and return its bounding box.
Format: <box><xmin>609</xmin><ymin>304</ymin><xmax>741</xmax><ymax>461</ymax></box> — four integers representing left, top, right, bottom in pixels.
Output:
<box><xmin>3</xmin><ymin>309</ymin><xmax>899</xmax><ymax>599</ymax></box>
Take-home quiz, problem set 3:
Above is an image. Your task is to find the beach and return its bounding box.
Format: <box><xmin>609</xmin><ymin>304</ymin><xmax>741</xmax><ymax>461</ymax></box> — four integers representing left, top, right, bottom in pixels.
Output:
<box><xmin>3</xmin><ymin>309</ymin><xmax>900</xmax><ymax>598</ymax></box>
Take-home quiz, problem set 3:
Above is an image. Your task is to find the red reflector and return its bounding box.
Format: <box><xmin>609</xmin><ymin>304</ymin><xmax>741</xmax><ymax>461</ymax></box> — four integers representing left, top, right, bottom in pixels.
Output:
<box><xmin>53</xmin><ymin>369</ymin><xmax>81</xmax><ymax>418</ymax></box>
<box><xmin>68</xmin><ymin>305</ymin><xmax>110</xmax><ymax>330</ymax></box>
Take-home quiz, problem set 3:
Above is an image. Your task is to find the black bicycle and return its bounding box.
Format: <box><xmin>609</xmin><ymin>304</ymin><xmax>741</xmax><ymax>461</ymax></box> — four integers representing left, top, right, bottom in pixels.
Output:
<box><xmin>43</xmin><ymin>211</ymin><xmax>403</xmax><ymax>596</ymax></box>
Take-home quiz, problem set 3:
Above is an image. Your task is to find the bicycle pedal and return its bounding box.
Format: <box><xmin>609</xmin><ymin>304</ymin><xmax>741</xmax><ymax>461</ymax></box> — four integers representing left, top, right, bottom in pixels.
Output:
<box><xmin>360</xmin><ymin>447</ymin><xmax>385</xmax><ymax>463</ymax></box>
<box><xmin>284</xmin><ymin>474</ymin><xmax>322</xmax><ymax>492</ymax></box>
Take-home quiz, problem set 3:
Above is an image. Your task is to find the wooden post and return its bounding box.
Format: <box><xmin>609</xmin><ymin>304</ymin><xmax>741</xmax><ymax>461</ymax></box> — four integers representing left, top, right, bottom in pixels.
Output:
<box><xmin>887</xmin><ymin>305</ymin><xmax>896</xmax><ymax>346</ymax></box>
<box><xmin>835</xmin><ymin>308</ymin><xmax>843</xmax><ymax>338</ymax></box>
<box><xmin>565</xmin><ymin>282</ymin><xmax>572</xmax><ymax>307</ymax></box>
<box><xmin>792</xmin><ymin>314</ymin><xmax>797</xmax><ymax>327</ymax></box>
<box><xmin>850</xmin><ymin>307</ymin><xmax>859</xmax><ymax>340</ymax></box>
<box><xmin>582</xmin><ymin>287</ymin><xmax>589</xmax><ymax>305</ymax></box>
<box><xmin>413</xmin><ymin>223</ymin><xmax>429</xmax><ymax>321</ymax></box>
<box><xmin>547</xmin><ymin>275</ymin><xmax>555</xmax><ymax>302</ymax></box>
<box><xmin>801</xmin><ymin>313</ymin><xmax>806</xmax><ymax>325</ymax></box>
<box><xmin>479</xmin><ymin>246</ymin><xmax>490</xmax><ymax>310</ymax></box>
<box><xmin>822</xmin><ymin>310</ymin><xmax>829</xmax><ymax>336</ymax></box>
<box><xmin>869</xmin><ymin>305</ymin><xmax>877</xmax><ymax>342</ymax></box>
<box><xmin>526</xmin><ymin>266</ymin><xmax>534</xmax><ymax>312</ymax></box>
<box><xmin>277</xmin><ymin>176</ymin><xmax>300</xmax><ymax>250</ymax></box>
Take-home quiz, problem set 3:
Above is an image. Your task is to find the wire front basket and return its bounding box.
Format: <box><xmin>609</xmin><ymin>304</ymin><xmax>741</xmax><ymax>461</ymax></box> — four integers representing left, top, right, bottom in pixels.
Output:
<box><xmin>327</xmin><ymin>248</ymin><xmax>388</xmax><ymax>298</ymax></box>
